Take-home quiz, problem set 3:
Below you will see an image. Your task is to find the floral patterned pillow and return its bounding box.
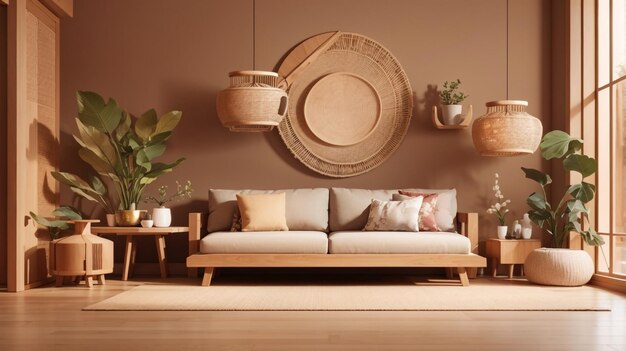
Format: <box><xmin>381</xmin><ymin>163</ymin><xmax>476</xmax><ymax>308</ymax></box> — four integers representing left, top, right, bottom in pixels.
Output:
<box><xmin>363</xmin><ymin>197</ymin><xmax>423</xmax><ymax>231</ymax></box>
<box><xmin>393</xmin><ymin>192</ymin><xmax>441</xmax><ymax>231</ymax></box>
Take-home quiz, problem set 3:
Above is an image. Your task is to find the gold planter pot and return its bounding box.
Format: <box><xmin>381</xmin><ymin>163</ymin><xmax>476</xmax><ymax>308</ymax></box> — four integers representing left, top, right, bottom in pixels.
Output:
<box><xmin>114</xmin><ymin>210</ymin><xmax>147</xmax><ymax>226</ymax></box>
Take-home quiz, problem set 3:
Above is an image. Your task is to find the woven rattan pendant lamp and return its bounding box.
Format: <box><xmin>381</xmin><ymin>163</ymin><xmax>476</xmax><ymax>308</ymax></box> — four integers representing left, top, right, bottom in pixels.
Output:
<box><xmin>471</xmin><ymin>0</ymin><xmax>542</xmax><ymax>156</ymax></box>
<box><xmin>216</xmin><ymin>0</ymin><xmax>287</xmax><ymax>132</ymax></box>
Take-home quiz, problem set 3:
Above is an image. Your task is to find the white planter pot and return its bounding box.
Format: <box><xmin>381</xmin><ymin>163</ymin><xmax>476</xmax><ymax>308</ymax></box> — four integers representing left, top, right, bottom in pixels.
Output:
<box><xmin>152</xmin><ymin>207</ymin><xmax>172</xmax><ymax>227</ymax></box>
<box><xmin>141</xmin><ymin>219</ymin><xmax>154</xmax><ymax>228</ymax></box>
<box><xmin>106</xmin><ymin>213</ymin><xmax>116</xmax><ymax>227</ymax></box>
<box><xmin>441</xmin><ymin>104</ymin><xmax>463</xmax><ymax>125</ymax></box>
<box><xmin>522</xmin><ymin>227</ymin><xmax>532</xmax><ymax>239</ymax></box>
<box><xmin>497</xmin><ymin>226</ymin><xmax>508</xmax><ymax>239</ymax></box>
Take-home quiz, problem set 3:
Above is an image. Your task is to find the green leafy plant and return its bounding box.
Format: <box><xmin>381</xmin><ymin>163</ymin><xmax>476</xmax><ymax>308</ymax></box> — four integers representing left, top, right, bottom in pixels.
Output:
<box><xmin>52</xmin><ymin>91</ymin><xmax>185</xmax><ymax>211</ymax></box>
<box><xmin>521</xmin><ymin>130</ymin><xmax>604</xmax><ymax>248</ymax></box>
<box><xmin>144</xmin><ymin>180</ymin><xmax>194</xmax><ymax>207</ymax></box>
<box><xmin>29</xmin><ymin>206</ymin><xmax>82</xmax><ymax>240</ymax></box>
<box><xmin>439</xmin><ymin>79</ymin><xmax>468</xmax><ymax>105</ymax></box>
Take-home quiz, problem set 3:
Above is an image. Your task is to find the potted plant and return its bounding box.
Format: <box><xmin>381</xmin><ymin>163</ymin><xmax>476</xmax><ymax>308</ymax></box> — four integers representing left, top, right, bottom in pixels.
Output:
<box><xmin>439</xmin><ymin>79</ymin><xmax>468</xmax><ymax>125</ymax></box>
<box><xmin>486</xmin><ymin>173</ymin><xmax>511</xmax><ymax>239</ymax></box>
<box><xmin>51</xmin><ymin>91</ymin><xmax>185</xmax><ymax>226</ymax></box>
<box><xmin>143</xmin><ymin>180</ymin><xmax>193</xmax><ymax>227</ymax></box>
<box><xmin>521</xmin><ymin>130</ymin><xmax>603</xmax><ymax>286</ymax></box>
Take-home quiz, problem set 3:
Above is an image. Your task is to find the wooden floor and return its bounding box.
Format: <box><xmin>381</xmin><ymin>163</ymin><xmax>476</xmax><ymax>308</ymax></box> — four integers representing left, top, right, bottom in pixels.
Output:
<box><xmin>0</xmin><ymin>273</ymin><xmax>625</xmax><ymax>351</ymax></box>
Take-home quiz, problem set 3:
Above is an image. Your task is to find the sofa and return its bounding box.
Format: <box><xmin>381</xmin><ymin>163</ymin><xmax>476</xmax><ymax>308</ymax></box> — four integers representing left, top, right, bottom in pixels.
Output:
<box><xmin>187</xmin><ymin>188</ymin><xmax>486</xmax><ymax>286</ymax></box>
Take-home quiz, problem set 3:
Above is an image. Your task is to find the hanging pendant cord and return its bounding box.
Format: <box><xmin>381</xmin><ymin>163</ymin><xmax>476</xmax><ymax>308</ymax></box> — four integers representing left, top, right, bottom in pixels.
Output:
<box><xmin>506</xmin><ymin>0</ymin><xmax>509</xmax><ymax>100</ymax></box>
<box><xmin>253</xmin><ymin>0</ymin><xmax>256</xmax><ymax>70</ymax></box>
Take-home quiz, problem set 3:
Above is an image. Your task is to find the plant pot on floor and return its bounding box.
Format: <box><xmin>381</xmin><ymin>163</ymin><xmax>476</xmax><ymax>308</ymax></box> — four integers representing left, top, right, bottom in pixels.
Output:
<box><xmin>441</xmin><ymin>105</ymin><xmax>463</xmax><ymax>125</ymax></box>
<box><xmin>152</xmin><ymin>207</ymin><xmax>172</xmax><ymax>227</ymax></box>
<box><xmin>524</xmin><ymin>248</ymin><xmax>594</xmax><ymax>286</ymax></box>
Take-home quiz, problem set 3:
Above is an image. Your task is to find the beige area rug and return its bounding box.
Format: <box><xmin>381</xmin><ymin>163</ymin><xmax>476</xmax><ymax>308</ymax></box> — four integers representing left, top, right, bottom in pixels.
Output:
<box><xmin>84</xmin><ymin>279</ymin><xmax>609</xmax><ymax>311</ymax></box>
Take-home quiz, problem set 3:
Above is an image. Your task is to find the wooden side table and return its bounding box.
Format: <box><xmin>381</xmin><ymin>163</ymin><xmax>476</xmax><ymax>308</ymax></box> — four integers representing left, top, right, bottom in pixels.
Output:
<box><xmin>486</xmin><ymin>239</ymin><xmax>541</xmax><ymax>278</ymax></box>
<box><xmin>91</xmin><ymin>226</ymin><xmax>189</xmax><ymax>281</ymax></box>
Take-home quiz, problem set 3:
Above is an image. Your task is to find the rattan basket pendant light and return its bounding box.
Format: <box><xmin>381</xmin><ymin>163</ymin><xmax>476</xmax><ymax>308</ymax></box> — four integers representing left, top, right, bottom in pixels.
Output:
<box><xmin>215</xmin><ymin>1</ymin><xmax>287</xmax><ymax>132</ymax></box>
<box><xmin>471</xmin><ymin>0</ymin><xmax>542</xmax><ymax>156</ymax></box>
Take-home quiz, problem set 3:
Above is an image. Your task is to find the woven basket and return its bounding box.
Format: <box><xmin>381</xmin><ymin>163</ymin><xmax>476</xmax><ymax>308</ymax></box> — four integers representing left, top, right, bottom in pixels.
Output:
<box><xmin>216</xmin><ymin>71</ymin><xmax>288</xmax><ymax>132</ymax></box>
<box><xmin>472</xmin><ymin>100</ymin><xmax>542</xmax><ymax>156</ymax></box>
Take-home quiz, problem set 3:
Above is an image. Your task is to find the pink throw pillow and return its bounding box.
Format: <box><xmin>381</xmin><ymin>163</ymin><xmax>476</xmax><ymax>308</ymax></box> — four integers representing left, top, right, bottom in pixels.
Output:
<box><xmin>396</xmin><ymin>191</ymin><xmax>440</xmax><ymax>231</ymax></box>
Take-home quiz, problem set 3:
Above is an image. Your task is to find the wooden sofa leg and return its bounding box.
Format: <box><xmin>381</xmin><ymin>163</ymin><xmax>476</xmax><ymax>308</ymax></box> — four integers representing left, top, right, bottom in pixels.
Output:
<box><xmin>201</xmin><ymin>268</ymin><xmax>214</xmax><ymax>287</ymax></box>
<box><xmin>457</xmin><ymin>267</ymin><xmax>470</xmax><ymax>287</ymax></box>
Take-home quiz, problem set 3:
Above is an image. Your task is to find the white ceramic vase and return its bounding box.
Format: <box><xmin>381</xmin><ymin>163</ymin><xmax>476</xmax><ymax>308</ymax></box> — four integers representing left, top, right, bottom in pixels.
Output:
<box><xmin>152</xmin><ymin>207</ymin><xmax>172</xmax><ymax>227</ymax></box>
<box><xmin>497</xmin><ymin>225</ymin><xmax>508</xmax><ymax>239</ymax></box>
<box><xmin>441</xmin><ymin>104</ymin><xmax>463</xmax><ymax>125</ymax></box>
<box><xmin>106</xmin><ymin>213</ymin><xmax>116</xmax><ymax>227</ymax></box>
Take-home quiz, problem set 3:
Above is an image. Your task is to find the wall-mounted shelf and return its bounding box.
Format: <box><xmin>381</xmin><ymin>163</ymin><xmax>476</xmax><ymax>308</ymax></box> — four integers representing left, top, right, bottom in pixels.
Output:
<box><xmin>432</xmin><ymin>105</ymin><xmax>473</xmax><ymax>129</ymax></box>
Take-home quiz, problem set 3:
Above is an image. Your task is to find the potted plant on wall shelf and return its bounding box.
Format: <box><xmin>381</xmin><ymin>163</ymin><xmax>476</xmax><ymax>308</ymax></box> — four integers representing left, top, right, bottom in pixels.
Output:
<box><xmin>143</xmin><ymin>180</ymin><xmax>194</xmax><ymax>227</ymax></box>
<box><xmin>521</xmin><ymin>130</ymin><xmax>604</xmax><ymax>286</ymax></box>
<box><xmin>52</xmin><ymin>91</ymin><xmax>185</xmax><ymax>226</ymax></box>
<box><xmin>439</xmin><ymin>79</ymin><xmax>468</xmax><ymax>125</ymax></box>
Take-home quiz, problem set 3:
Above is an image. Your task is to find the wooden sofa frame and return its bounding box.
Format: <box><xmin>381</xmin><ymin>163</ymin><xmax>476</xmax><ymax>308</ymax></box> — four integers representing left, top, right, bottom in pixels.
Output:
<box><xmin>186</xmin><ymin>212</ymin><xmax>486</xmax><ymax>287</ymax></box>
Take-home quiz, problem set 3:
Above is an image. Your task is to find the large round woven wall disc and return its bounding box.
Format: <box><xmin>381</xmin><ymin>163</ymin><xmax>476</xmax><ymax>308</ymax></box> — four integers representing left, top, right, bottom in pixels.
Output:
<box><xmin>277</xmin><ymin>31</ymin><xmax>413</xmax><ymax>178</ymax></box>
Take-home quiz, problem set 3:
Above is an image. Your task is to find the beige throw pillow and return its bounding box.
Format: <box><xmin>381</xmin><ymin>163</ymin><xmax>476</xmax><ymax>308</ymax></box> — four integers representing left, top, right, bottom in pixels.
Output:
<box><xmin>363</xmin><ymin>197</ymin><xmax>423</xmax><ymax>232</ymax></box>
<box><xmin>236</xmin><ymin>193</ymin><xmax>289</xmax><ymax>231</ymax></box>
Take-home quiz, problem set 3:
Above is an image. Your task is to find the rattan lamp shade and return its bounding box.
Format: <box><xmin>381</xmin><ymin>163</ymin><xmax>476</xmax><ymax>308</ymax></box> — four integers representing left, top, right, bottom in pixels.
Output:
<box><xmin>216</xmin><ymin>71</ymin><xmax>288</xmax><ymax>132</ymax></box>
<box><xmin>472</xmin><ymin>100</ymin><xmax>542</xmax><ymax>156</ymax></box>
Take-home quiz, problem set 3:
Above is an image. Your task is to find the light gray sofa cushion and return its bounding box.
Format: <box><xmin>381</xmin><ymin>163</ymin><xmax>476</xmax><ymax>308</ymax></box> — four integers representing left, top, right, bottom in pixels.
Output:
<box><xmin>328</xmin><ymin>231</ymin><xmax>470</xmax><ymax>254</ymax></box>
<box><xmin>200</xmin><ymin>231</ymin><xmax>329</xmax><ymax>254</ymax></box>
<box><xmin>208</xmin><ymin>188</ymin><xmax>329</xmax><ymax>233</ymax></box>
<box><xmin>329</xmin><ymin>188</ymin><xmax>457</xmax><ymax>232</ymax></box>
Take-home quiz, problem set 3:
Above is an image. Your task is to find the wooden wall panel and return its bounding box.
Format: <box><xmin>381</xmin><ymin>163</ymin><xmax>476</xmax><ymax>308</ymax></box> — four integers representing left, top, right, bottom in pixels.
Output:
<box><xmin>7</xmin><ymin>0</ymin><xmax>59</xmax><ymax>292</ymax></box>
<box><xmin>0</xmin><ymin>4</ymin><xmax>8</xmax><ymax>288</ymax></box>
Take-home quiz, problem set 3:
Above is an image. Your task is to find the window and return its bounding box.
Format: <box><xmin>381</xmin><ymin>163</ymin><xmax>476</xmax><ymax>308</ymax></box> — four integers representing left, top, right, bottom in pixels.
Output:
<box><xmin>595</xmin><ymin>0</ymin><xmax>626</xmax><ymax>278</ymax></box>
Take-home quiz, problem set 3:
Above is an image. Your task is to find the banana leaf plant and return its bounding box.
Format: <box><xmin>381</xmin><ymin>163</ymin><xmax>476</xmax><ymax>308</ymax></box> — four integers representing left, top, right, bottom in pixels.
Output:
<box><xmin>52</xmin><ymin>91</ymin><xmax>185</xmax><ymax>211</ymax></box>
<box><xmin>29</xmin><ymin>206</ymin><xmax>82</xmax><ymax>240</ymax></box>
<box><xmin>521</xmin><ymin>130</ymin><xmax>604</xmax><ymax>248</ymax></box>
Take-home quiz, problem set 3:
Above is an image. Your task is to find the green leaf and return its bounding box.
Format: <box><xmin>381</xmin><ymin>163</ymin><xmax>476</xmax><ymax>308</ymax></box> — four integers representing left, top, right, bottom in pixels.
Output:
<box><xmin>528</xmin><ymin>209</ymin><xmax>550</xmax><ymax>229</ymax></box>
<box><xmin>566</xmin><ymin>199</ymin><xmax>587</xmax><ymax>214</ymax></box>
<box><xmin>521</xmin><ymin>167</ymin><xmax>552</xmax><ymax>186</ymax></box>
<box><xmin>144</xmin><ymin>158</ymin><xmax>185</xmax><ymax>178</ymax></box>
<box><xmin>140</xmin><ymin>143</ymin><xmax>166</xmax><ymax>161</ymax></box>
<box><xmin>581</xmin><ymin>227</ymin><xmax>605</xmax><ymax>246</ymax></box>
<box><xmin>568</xmin><ymin>182</ymin><xmax>596</xmax><ymax>203</ymax></box>
<box><xmin>154</xmin><ymin>111</ymin><xmax>182</xmax><ymax>135</ymax></box>
<box><xmin>52</xmin><ymin>206</ymin><xmax>82</xmax><ymax>220</ymax></box>
<box><xmin>115</xmin><ymin>111</ymin><xmax>132</xmax><ymax>141</ymax></box>
<box><xmin>90</xmin><ymin>175</ymin><xmax>107</xmax><ymax>195</ymax></box>
<box><xmin>527</xmin><ymin>192</ymin><xmax>548</xmax><ymax>211</ymax></box>
<box><xmin>147</xmin><ymin>131</ymin><xmax>172</xmax><ymax>145</ymax></box>
<box><xmin>29</xmin><ymin>212</ymin><xmax>70</xmax><ymax>230</ymax></box>
<box><xmin>79</xmin><ymin>148</ymin><xmax>114</xmax><ymax>174</ymax></box>
<box><xmin>75</xmin><ymin>118</ymin><xmax>117</xmax><ymax>166</ymax></box>
<box><xmin>540</xmin><ymin>130</ymin><xmax>583</xmax><ymax>160</ymax></box>
<box><xmin>563</xmin><ymin>154</ymin><xmax>597</xmax><ymax>178</ymax></box>
<box><xmin>135</xmin><ymin>109</ymin><xmax>158</xmax><ymax>142</ymax></box>
<box><xmin>69</xmin><ymin>186</ymin><xmax>99</xmax><ymax>203</ymax></box>
<box><xmin>77</xmin><ymin>91</ymin><xmax>123</xmax><ymax>134</ymax></box>
<box><xmin>51</xmin><ymin>171</ymin><xmax>91</xmax><ymax>190</ymax></box>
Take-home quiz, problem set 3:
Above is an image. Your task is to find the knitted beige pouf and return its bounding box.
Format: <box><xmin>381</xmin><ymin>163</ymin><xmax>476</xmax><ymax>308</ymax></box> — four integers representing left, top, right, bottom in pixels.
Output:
<box><xmin>524</xmin><ymin>248</ymin><xmax>594</xmax><ymax>286</ymax></box>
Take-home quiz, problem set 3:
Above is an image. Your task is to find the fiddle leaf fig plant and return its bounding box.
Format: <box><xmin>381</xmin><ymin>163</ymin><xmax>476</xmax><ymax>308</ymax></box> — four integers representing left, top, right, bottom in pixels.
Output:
<box><xmin>521</xmin><ymin>130</ymin><xmax>604</xmax><ymax>248</ymax></box>
<box><xmin>52</xmin><ymin>91</ymin><xmax>185</xmax><ymax>211</ymax></box>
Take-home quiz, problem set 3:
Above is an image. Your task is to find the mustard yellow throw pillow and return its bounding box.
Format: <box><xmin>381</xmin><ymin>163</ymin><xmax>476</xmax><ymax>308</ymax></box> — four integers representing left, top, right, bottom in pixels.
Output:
<box><xmin>236</xmin><ymin>193</ymin><xmax>289</xmax><ymax>231</ymax></box>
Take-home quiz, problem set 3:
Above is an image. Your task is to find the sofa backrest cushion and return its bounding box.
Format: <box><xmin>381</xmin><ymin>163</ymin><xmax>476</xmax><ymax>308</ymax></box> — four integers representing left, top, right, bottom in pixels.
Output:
<box><xmin>329</xmin><ymin>187</ymin><xmax>457</xmax><ymax>232</ymax></box>
<box><xmin>208</xmin><ymin>188</ymin><xmax>329</xmax><ymax>233</ymax></box>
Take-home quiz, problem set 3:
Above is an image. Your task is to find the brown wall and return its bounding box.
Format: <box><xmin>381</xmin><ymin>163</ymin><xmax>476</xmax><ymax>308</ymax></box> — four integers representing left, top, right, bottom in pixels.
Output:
<box><xmin>1</xmin><ymin>4</ymin><xmax>7</xmax><ymax>287</ymax></box>
<box><xmin>60</xmin><ymin>0</ymin><xmax>552</xmax><ymax>265</ymax></box>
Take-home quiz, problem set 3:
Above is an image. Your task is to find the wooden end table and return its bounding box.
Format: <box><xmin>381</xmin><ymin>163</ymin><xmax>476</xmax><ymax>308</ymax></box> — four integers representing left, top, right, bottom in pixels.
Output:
<box><xmin>486</xmin><ymin>238</ymin><xmax>541</xmax><ymax>278</ymax></box>
<box><xmin>91</xmin><ymin>226</ymin><xmax>189</xmax><ymax>281</ymax></box>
